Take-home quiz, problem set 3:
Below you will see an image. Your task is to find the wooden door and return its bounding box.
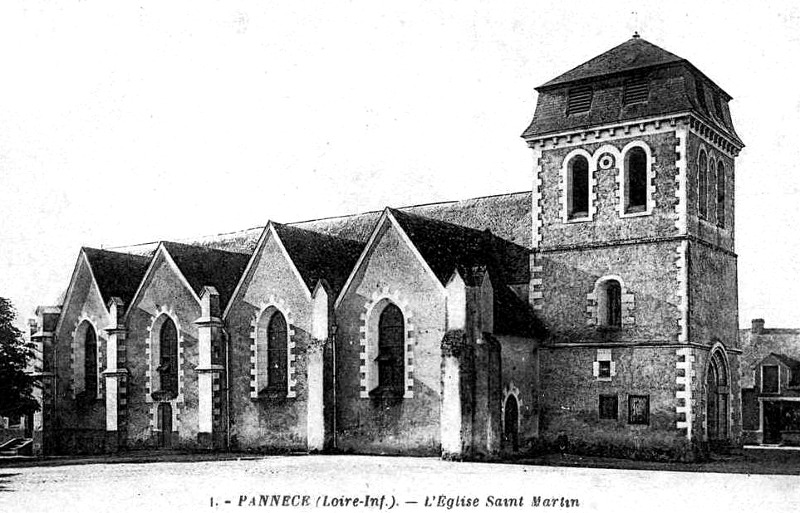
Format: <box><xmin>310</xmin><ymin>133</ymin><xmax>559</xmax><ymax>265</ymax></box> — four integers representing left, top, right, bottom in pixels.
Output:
<box><xmin>158</xmin><ymin>403</ymin><xmax>172</xmax><ymax>448</ymax></box>
<box><xmin>504</xmin><ymin>395</ymin><xmax>519</xmax><ymax>451</ymax></box>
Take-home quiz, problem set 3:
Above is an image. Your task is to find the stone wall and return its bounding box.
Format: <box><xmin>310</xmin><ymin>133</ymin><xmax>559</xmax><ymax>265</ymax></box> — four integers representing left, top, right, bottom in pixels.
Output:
<box><xmin>125</xmin><ymin>255</ymin><xmax>201</xmax><ymax>448</ymax></box>
<box><xmin>537</xmin><ymin>132</ymin><xmax>680</xmax><ymax>247</ymax></box>
<box><xmin>52</xmin><ymin>255</ymin><xmax>109</xmax><ymax>453</ymax></box>
<box><xmin>538</xmin><ymin>243</ymin><xmax>681</xmax><ymax>344</ymax></box>
<box><xmin>498</xmin><ymin>335</ymin><xmax>537</xmax><ymax>448</ymax></box>
<box><xmin>539</xmin><ymin>346</ymin><xmax>691</xmax><ymax>459</ymax></box>
<box><xmin>225</xmin><ymin>234</ymin><xmax>315</xmax><ymax>451</ymax></box>
<box><xmin>685</xmin><ymin>132</ymin><xmax>736</xmax><ymax>252</ymax></box>
<box><xmin>335</xmin><ymin>222</ymin><xmax>445</xmax><ymax>455</ymax></box>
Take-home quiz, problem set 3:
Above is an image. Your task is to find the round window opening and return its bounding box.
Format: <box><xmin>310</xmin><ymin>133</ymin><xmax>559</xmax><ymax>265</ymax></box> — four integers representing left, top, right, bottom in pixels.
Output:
<box><xmin>598</xmin><ymin>154</ymin><xmax>615</xmax><ymax>170</ymax></box>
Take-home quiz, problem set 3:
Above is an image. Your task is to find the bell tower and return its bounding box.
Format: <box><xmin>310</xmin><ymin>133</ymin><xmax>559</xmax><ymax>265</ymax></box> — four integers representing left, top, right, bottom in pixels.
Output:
<box><xmin>522</xmin><ymin>35</ymin><xmax>744</xmax><ymax>457</ymax></box>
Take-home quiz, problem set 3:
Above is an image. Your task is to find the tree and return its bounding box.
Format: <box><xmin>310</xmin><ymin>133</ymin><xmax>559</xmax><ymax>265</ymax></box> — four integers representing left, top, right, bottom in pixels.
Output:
<box><xmin>0</xmin><ymin>297</ymin><xmax>39</xmax><ymax>418</ymax></box>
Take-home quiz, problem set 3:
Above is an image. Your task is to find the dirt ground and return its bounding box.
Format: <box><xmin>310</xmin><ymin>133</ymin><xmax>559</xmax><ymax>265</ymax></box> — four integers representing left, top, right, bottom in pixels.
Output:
<box><xmin>1</xmin><ymin>451</ymin><xmax>799</xmax><ymax>513</ymax></box>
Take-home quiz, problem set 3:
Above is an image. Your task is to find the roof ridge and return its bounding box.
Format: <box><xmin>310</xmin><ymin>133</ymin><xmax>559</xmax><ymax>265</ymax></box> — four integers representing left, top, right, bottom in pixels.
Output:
<box><xmin>390</xmin><ymin>207</ymin><xmax>494</xmax><ymax>239</ymax></box>
<box><xmin>538</xmin><ymin>36</ymin><xmax>685</xmax><ymax>90</ymax></box>
<box><xmin>290</xmin><ymin>190</ymin><xmax>531</xmax><ymax>226</ymax></box>
<box><xmin>161</xmin><ymin>240</ymin><xmax>254</xmax><ymax>257</ymax></box>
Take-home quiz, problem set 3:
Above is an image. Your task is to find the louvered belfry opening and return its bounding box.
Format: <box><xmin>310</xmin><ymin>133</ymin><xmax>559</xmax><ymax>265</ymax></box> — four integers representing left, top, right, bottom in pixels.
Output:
<box><xmin>623</xmin><ymin>76</ymin><xmax>649</xmax><ymax>104</ymax></box>
<box><xmin>566</xmin><ymin>85</ymin><xmax>592</xmax><ymax>115</ymax></box>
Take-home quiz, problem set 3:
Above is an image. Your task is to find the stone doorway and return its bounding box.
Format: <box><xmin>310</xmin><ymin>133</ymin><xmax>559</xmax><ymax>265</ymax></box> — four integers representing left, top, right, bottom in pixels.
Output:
<box><xmin>706</xmin><ymin>348</ymin><xmax>730</xmax><ymax>446</ymax></box>
<box><xmin>504</xmin><ymin>395</ymin><xmax>519</xmax><ymax>452</ymax></box>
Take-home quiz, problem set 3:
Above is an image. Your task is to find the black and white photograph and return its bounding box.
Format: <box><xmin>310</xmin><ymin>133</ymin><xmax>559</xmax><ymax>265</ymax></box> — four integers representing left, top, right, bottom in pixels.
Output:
<box><xmin>1</xmin><ymin>1</ymin><xmax>799</xmax><ymax>511</ymax></box>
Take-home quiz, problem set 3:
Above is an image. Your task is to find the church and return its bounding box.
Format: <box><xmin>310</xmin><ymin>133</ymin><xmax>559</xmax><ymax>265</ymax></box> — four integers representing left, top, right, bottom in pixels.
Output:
<box><xmin>27</xmin><ymin>35</ymin><xmax>744</xmax><ymax>461</ymax></box>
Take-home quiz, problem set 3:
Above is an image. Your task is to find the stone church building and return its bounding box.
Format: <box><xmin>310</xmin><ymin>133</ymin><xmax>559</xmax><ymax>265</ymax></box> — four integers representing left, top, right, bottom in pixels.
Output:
<box><xmin>28</xmin><ymin>36</ymin><xmax>744</xmax><ymax>460</ymax></box>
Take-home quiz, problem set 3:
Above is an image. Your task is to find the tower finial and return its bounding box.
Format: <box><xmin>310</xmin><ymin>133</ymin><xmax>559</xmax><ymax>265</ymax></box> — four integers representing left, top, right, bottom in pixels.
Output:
<box><xmin>632</xmin><ymin>31</ymin><xmax>640</xmax><ymax>39</ymax></box>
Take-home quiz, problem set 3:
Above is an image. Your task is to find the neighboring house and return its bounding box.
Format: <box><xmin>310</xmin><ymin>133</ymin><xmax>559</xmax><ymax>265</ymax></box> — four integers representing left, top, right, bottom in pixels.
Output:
<box><xmin>740</xmin><ymin>319</ymin><xmax>800</xmax><ymax>445</ymax></box>
<box><xmin>30</xmin><ymin>35</ymin><xmax>744</xmax><ymax>461</ymax></box>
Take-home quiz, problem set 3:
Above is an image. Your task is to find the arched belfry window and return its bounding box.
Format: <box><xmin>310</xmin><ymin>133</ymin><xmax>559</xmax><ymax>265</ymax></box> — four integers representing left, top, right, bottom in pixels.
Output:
<box><xmin>377</xmin><ymin>303</ymin><xmax>405</xmax><ymax>394</ymax></box>
<box><xmin>266</xmin><ymin>311</ymin><xmax>288</xmax><ymax>394</ymax></box>
<box><xmin>698</xmin><ymin>150</ymin><xmax>708</xmax><ymax>220</ymax></box>
<box><xmin>158</xmin><ymin>318</ymin><xmax>178</xmax><ymax>396</ymax></box>
<box><xmin>624</xmin><ymin>147</ymin><xmax>648</xmax><ymax>213</ymax></box>
<box><xmin>709</xmin><ymin>158</ymin><xmax>717</xmax><ymax>222</ymax></box>
<box><xmin>84</xmin><ymin>324</ymin><xmax>98</xmax><ymax>398</ymax></box>
<box><xmin>568</xmin><ymin>155</ymin><xmax>590</xmax><ymax>220</ymax></box>
<box><xmin>717</xmin><ymin>161</ymin><xmax>726</xmax><ymax>228</ymax></box>
<box><xmin>597</xmin><ymin>279</ymin><xmax>622</xmax><ymax>328</ymax></box>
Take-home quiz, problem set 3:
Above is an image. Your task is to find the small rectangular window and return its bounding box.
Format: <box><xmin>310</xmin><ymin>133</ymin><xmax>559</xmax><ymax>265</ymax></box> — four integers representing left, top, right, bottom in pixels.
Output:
<box><xmin>598</xmin><ymin>360</ymin><xmax>612</xmax><ymax>378</ymax></box>
<box><xmin>599</xmin><ymin>394</ymin><xmax>618</xmax><ymax>420</ymax></box>
<box><xmin>7</xmin><ymin>414</ymin><xmax>22</xmax><ymax>428</ymax></box>
<box><xmin>623</xmin><ymin>77</ymin><xmax>649</xmax><ymax>104</ymax></box>
<box><xmin>567</xmin><ymin>86</ymin><xmax>593</xmax><ymax>115</ymax></box>
<box><xmin>762</xmin><ymin>365</ymin><xmax>779</xmax><ymax>394</ymax></box>
<box><xmin>628</xmin><ymin>395</ymin><xmax>650</xmax><ymax>425</ymax></box>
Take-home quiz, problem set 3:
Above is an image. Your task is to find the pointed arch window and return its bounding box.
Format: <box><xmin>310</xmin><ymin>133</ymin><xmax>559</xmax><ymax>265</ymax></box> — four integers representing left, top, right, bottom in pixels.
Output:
<box><xmin>567</xmin><ymin>155</ymin><xmax>590</xmax><ymax>220</ymax></box>
<box><xmin>266</xmin><ymin>311</ymin><xmax>288</xmax><ymax>394</ymax></box>
<box><xmin>717</xmin><ymin>161</ymin><xmax>726</xmax><ymax>228</ymax></box>
<box><xmin>158</xmin><ymin>318</ymin><xmax>178</xmax><ymax>396</ymax></box>
<box><xmin>698</xmin><ymin>150</ymin><xmax>708</xmax><ymax>220</ymax></box>
<box><xmin>624</xmin><ymin>147</ymin><xmax>648</xmax><ymax>213</ymax></box>
<box><xmin>84</xmin><ymin>324</ymin><xmax>98</xmax><ymax>398</ymax></box>
<box><xmin>377</xmin><ymin>303</ymin><xmax>405</xmax><ymax>394</ymax></box>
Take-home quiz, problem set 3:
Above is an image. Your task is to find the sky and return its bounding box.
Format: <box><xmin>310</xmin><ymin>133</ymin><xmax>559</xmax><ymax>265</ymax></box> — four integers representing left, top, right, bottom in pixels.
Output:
<box><xmin>0</xmin><ymin>0</ymin><xmax>798</xmax><ymax>330</ymax></box>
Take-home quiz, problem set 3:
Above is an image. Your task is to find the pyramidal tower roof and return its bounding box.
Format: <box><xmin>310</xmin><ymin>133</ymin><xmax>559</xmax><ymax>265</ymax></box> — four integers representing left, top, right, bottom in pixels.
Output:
<box><xmin>539</xmin><ymin>34</ymin><xmax>685</xmax><ymax>90</ymax></box>
<box><xmin>523</xmin><ymin>34</ymin><xmax>743</xmax><ymax>149</ymax></box>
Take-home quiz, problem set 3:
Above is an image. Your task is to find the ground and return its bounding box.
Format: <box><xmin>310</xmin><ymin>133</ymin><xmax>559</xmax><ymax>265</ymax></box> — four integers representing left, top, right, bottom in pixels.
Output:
<box><xmin>1</xmin><ymin>452</ymin><xmax>799</xmax><ymax>513</ymax></box>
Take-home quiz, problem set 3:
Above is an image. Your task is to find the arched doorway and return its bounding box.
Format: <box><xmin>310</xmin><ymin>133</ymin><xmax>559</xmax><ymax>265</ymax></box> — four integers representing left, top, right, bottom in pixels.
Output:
<box><xmin>158</xmin><ymin>403</ymin><xmax>172</xmax><ymax>448</ymax></box>
<box><xmin>706</xmin><ymin>348</ymin><xmax>729</xmax><ymax>445</ymax></box>
<box><xmin>504</xmin><ymin>395</ymin><xmax>519</xmax><ymax>452</ymax></box>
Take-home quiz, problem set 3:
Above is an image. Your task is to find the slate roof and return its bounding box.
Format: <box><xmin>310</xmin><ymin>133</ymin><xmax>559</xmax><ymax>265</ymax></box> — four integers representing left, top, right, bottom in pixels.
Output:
<box><xmin>769</xmin><ymin>353</ymin><xmax>800</xmax><ymax>371</ymax></box>
<box><xmin>522</xmin><ymin>37</ymin><xmax>742</xmax><ymax>147</ymax></box>
<box><xmin>111</xmin><ymin>192</ymin><xmax>532</xmax><ymax>258</ymax></box>
<box><xmin>106</xmin><ymin>191</ymin><xmax>537</xmax><ymax>335</ymax></box>
<box><xmin>388</xmin><ymin>209</ymin><xmax>538</xmax><ymax>337</ymax></box>
<box><xmin>389</xmin><ymin>208</ymin><xmax>526</xmax><ymax>286</ymax></box>
<box><xmin>161</xmin><ymin>242</ymin><xmax>251</xmax><ymax>308</ymax></box>
<box><xmin>272</xmin><ymin>223</ymin><xmax>365</xmax><ymax>295</ymax></box>
<box><xmin>82</xmin><ymin>247</ymin><xmax>152</xmax><ymax>307</ymax></box>
<box><xmin>539</xmin><ymin>36</ymin><xmax>685</xmax><ymax>90</ymax></box>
